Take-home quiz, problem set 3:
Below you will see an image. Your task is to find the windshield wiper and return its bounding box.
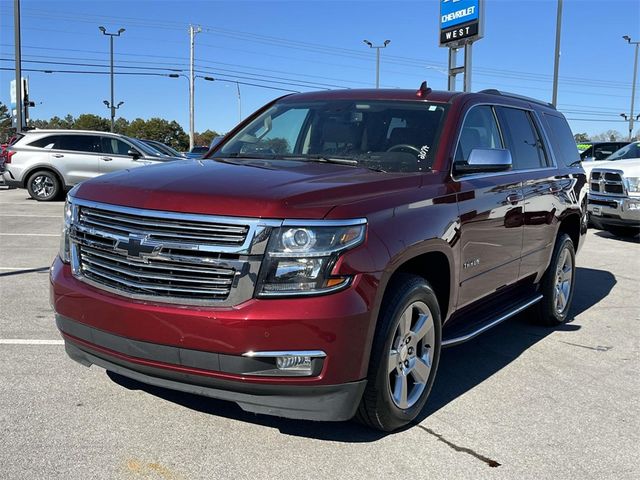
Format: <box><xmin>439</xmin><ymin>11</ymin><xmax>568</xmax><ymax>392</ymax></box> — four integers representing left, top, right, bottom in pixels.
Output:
<box><xmin>279</xmin><ymin>155</ymin><xmax>358</xmax><ymax>166</ymax></box>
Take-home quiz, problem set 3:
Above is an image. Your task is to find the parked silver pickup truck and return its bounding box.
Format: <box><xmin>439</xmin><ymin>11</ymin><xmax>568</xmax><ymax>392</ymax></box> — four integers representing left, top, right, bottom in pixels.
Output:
<box><xmin>588</xmin><ymin>157</ymin><xmax>640</xmax><ymax>237</ymax></box>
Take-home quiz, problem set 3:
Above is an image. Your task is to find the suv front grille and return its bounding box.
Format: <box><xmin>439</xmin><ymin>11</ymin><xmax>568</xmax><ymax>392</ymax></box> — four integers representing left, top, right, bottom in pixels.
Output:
<box><xmin>70</xmin><ymin>200</ymin><xmax>274</xmax><ymax>306</ymax></box>
<box><xmin>589</xmin><ymin>170</ymin><xmax>626</xmax><ymax>196</ymax></box>
<box><xmin>79</xmin><ymin>206</ymin><xmax>250</xmax><ymax>246</ymax></box>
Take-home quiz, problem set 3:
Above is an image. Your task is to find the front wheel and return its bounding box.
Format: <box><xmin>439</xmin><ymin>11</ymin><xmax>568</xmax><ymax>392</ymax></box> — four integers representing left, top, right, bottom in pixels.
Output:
<box><xmin>356</xmin><ymin>274</ymin><xmax>441</xmax><ymax>431</ymax></box>
<box><xmin>536</xmin><ymin>234</ymin><xmax>576</xmax><ymax>326</ymax></box>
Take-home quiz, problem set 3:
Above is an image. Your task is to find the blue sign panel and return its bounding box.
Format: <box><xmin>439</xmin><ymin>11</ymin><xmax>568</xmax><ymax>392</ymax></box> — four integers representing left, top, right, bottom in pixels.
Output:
<box><xmin>440</xmin><ymin>0</ymin><xmax>479</xmax><ymax>30</ymax></box>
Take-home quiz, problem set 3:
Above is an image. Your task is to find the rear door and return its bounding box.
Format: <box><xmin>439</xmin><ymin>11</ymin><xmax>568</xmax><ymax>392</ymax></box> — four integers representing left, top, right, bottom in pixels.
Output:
<box><xmin>53</xmin><ymin>134</ymin><xmax>102</xmax><ymax>184</ymax></box>
<box><xmin>495</xmin><ymin>106</ymin><xmax>558</xmax><ymax>281</ymax></box>
<box><xmin>454</xmin><ymin>105</ymin><xmax>525</xmax><ymax>308</ymax></box>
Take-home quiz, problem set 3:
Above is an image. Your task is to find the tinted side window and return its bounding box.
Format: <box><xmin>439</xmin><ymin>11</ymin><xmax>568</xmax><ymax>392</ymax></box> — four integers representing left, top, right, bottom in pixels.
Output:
<box><xmin>101</xmin><ymin>137</ymin><xmax>132</xmax><ymax>155</ymax></box>
<box><xmin>593</xmin><ymin>145</ymin><xmax>616</xmax><ymax>160</ymax></box>
<box><xmin>454</xmin><ymin>106</ymin><xmax>503</xmax><ymax>162</ymax></box>
<box><xmin>57</xmin><ymin>135</ymin><xmax>102</xmax><ymax>153</ymax></box>
<box><xmin>496</xmin><ymin>107</ymin><xmax>547</xmax><ymax>170</ymax></box>
<box><xmin>542</xmin><ymin>113</ymin><xmax>580</xmax><ymax>167</ymax></box>
<box><xmin>28</xmin><ymin>136</ymin><xmax>60</xmax><ymax>149</ymax></box>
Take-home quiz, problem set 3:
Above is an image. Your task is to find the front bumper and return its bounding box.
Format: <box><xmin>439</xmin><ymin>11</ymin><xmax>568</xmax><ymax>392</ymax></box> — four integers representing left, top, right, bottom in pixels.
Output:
<box><xmin>587</xmin><ymin>193</ymin><xmax>640</xmax><ymax>227</ymax></box>
<box><xmin>51</xmin><ymin>258</ymin><xmax>381</xmax><ymax>420</ymax></box>
<box><xmin>62</xmin><ymin>333</ymin><xmax>366</xmax><ymax>421</ymax></box>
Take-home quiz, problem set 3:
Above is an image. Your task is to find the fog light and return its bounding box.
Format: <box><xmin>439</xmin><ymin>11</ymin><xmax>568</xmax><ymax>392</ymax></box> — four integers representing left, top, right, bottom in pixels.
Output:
<box><xmin>276</xmin><ymin>355</ymin><xmax>312</xmax><ymax>371</ymax></box>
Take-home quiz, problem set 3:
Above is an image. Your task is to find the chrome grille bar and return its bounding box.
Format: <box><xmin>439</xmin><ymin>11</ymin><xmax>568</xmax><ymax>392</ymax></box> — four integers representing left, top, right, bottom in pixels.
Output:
<box><xmin>69</xmin><ymin>198</ymin><xmax>279</xmax><ymax>306</ymax></box>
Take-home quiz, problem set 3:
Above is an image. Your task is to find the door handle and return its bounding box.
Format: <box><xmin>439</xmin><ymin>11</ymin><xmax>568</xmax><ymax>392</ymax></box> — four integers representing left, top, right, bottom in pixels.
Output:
<box><xmin>506</xmin><ymin>193</ymin><xmax>523</xmax><ymax>204</ymax></box>
<box><xmin>101</xmin><ymin>157</ymin><xmax>113</xmax><ymax>162</ymax></box>
<box><xmin>53</xmin><ymin>154</ymin><xmax>64</xmax><ymax>158</ymax></box>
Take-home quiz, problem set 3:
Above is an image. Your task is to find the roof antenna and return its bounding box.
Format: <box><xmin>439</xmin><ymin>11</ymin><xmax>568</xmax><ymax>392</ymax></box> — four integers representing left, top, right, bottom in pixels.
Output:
<box><xmin>416</xmin><ymin>81</ymin><xmax>432</xmax><ymax>98</ymax></box>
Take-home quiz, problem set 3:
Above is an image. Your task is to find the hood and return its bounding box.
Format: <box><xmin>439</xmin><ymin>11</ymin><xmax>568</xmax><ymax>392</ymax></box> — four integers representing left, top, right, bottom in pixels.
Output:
<box><xmin>586</xmin><ymin>157</ymin><xmax>640</xmax><ymax>177</ymax></box>
<box><xmin>73</xmin><ymin>158</ymin><xmax>422</xmax><ymax>219</ymax></box>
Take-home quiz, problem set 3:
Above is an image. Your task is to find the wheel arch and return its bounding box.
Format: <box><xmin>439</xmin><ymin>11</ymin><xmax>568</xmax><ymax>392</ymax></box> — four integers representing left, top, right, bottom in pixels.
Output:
<box><xmin>22</xmin><ymin>164</ymin><xmax>67</xmax><ymax>190</ymax></box>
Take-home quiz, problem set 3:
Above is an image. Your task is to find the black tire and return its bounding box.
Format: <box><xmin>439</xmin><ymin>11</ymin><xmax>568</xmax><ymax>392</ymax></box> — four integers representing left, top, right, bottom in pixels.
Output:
<box><xmin>536</xmin><ymin>234</ymin><xmax>576</xmax><ymax>326</ymax></box>
<box><xmin>26</xmin><ymin>170</ymin><xmax>61</xmax><ymax>201</ymax></box>
<box><xmin>603</xmin><ymin>225</ymin><xmax>639</xmax><ymax>238</ymax></box>
<box><xmin>356</xmin><ymin>274</ymin><xmax>442</xmax><ymax>431</ymax></box>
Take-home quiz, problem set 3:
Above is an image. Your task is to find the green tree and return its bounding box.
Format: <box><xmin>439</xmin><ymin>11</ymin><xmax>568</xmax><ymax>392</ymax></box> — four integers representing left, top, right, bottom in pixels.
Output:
<box><xmin>0</xmin><ymin>101</ymin><xmax>12</xmax><ymax>142</ymax></box>
<box><xmin>573</xmin><ymin>133</ymin><xmax>589</xmax><ymax>142</ymax></box>
<box><xmin>126</xmin><ymin>117</ymin><xmax>189</xmax><ymax>151</ymax></box>
<box><xmin>113</xmin><ymin>117</ymin><xmax>130</xmax><ymax>135</ymax></box>
<box><xmin>73</xmin><ymin>114</ymin><xmax>110</xmax><ymax>131</ymax></box>
<box><xmin>47</xmin><ymin>115</ymin><xmax>75</xmax><ymax>129</ymax></box>
<box><xmin>194</xmin><ymin>129</ymin><xmax>220</xmax><ymax>148</ymax></box>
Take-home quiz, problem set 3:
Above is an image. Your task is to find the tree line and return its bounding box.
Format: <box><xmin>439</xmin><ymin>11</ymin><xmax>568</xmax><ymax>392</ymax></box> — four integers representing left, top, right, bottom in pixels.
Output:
<box><xmin>0</xmin><ymin>101</ymin><xmax>219</xmax><ymax>151</ymax></box>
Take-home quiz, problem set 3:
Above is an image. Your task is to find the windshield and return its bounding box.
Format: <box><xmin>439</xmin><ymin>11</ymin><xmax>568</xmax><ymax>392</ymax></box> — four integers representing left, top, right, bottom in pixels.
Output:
<box><xmin>213</xmin><ymin>100</ymin><xmax>448</xmax><ymax>172</ymax></box>
<box><xmin>607</xmin><ymin>142</ymin><xmax>640</xmax><ymax>161</ymax></box>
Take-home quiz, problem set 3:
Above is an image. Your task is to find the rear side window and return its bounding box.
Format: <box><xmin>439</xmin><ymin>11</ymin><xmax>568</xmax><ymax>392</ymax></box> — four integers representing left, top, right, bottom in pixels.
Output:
<box><xmin>28</xmin><ymin>136</ymin><xmax>60</xmax><ymax>149</ymax></box>
<box><xmin>454</xmin><ymin>106</ymin><xmax>503</xmax><ymax>162</ymax></box>
<box><xmin>496</xmin><ymin>107</ymin><xmax>547</xmax><ymax>170</ymax></box>
<box><xmin>543</xmin><ymin>114</ymin><xmax>580</xmax><ymax>167</ymax></box>
<box><xmin>57</xmin><ymin>135</ymin><xmax>102</xmax><ymax>153</ymax></box>
<box><xmin>101</xmin><ymin>137</ymin><xmax>132</xmax><ymax>155</ymax></box>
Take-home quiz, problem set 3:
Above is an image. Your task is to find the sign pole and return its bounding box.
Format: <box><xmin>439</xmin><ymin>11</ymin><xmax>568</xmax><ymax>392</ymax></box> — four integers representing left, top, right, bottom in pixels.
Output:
<box><xmin>464</xmin><ymin>42</ymin><xmax>473</xmax><ymax>92</ymax></box>
<box><xmin>448</xmin><ymin>47</ymin><xmax>457</xmax><ymax>91</ymax></box>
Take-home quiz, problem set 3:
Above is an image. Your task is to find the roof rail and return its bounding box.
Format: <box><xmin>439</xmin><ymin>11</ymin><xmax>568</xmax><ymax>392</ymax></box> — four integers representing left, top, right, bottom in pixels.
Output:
<box><xmin>478</xmin><ymin>89</ymin><xmax>556</xmax><ymax>109</ymax></box>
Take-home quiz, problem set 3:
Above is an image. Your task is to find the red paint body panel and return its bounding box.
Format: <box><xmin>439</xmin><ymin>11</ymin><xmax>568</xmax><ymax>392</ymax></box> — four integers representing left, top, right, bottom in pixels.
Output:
<box><xmin>51</xmin><ymin>258</ymin><xmax>382</xmax><ymax>385</ymax></box>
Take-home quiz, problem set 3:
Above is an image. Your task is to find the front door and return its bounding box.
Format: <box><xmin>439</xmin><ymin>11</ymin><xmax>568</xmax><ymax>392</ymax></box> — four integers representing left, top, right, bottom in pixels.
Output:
<box><xmin>453</xmin><ymin>105</ymin><xmax>524</xmax><ymax>308</ymax></box>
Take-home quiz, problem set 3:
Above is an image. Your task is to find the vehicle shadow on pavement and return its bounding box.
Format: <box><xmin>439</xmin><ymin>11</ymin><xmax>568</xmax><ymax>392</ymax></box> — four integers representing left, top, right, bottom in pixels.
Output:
<box><xmin>593</xmin><ymin>231</ymin><xmax>639</xmax><ymax>244</ymax></box>
<box><xmin>107</xmin><ymin>266</ymin><xmax>615</xmax><ymax>442</ymax></box>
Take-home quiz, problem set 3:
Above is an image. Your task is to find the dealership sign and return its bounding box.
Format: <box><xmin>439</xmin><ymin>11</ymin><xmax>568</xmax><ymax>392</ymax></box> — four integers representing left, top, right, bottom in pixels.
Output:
<box><xmin>439</xmin><ymin>0</ymin><xmax>484</xmax><ymax>46</ymax></box>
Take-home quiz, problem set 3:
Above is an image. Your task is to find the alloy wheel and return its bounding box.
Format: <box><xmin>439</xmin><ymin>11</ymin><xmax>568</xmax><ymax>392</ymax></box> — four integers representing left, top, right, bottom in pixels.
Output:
<box><xmin>553</xmin><ymin>247</ymin><xmax>573</xmax><ymax>314</ymax></box>
<box><xmin>32</xmin><ymin>175</ymin><xmax>55</xmax><ymax>199</ymax></box>
<box><xmin>387</xmin><ymin>301</ymin><xmax>435</xmax><ymax>409</ymax></box>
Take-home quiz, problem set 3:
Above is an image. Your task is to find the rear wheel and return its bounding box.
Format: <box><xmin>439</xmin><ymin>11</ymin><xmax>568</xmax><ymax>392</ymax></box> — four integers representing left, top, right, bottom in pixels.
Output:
<box><xmin>356</xmin><ymin>274</ymin><xmax>441</xmax><ymax>431</ymax></box>
<box><xmin>536</xmin><ymin>234</ymin><xmax>576</xmax><ymax>326</ymax></box>
<box><xmin>26</xmin><ymin>170</ymin><xmax>61</xmax><ymax>201</ymax></box>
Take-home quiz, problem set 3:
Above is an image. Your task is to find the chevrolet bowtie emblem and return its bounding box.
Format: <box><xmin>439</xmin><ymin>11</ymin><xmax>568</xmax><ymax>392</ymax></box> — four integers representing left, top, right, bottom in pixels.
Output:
<box><xmin>115</xmin><ymin>234</ymin><xmax>160</xmax><ymax>261</ymax></box>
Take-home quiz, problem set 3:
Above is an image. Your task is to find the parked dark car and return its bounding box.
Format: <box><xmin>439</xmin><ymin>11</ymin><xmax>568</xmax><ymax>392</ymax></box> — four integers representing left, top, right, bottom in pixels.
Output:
<box><xmin>140</xmin><ymin>139</ymin><xmax>187</xmax><ymax>158</ymax></box>
<box><xmin>185</xmin><ymin>145</ymin><xmax>209</xmax><ymax>159</ymax></box>
<box><xmin>579</xmin><ymin>141</ymin><xmax>629</xmax><ymax>161</ymax></box>
<box><xmin>51</xmin><ymin>86</ymin><xmax>587</xmax><ymax>431</ymax></box>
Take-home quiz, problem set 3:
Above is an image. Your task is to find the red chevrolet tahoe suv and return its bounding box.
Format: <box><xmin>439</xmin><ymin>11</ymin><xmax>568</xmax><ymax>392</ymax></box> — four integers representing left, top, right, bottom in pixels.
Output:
<box><xmin>50</xmin><ymin>87</ymin><xmax>587</xmax><ymax>431</ymax></box>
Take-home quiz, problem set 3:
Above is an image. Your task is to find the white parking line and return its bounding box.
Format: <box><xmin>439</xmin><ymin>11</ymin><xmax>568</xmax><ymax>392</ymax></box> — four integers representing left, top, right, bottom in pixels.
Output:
<box><xmin>0</xmin><ymin>214</ymin><xmax>60</xmax><ymax>218</ymax></box>
<box><xmin>0</xmin><ymin>233</ymin><xmax>59</xmax><ymax>236</ymax></box>
<box><xmin>0</xmin><ymin>339</ymin><xmax>64</xmax><ymax>345</ymax></box>
<box><xmin>0</xmin><ymin>267</ymin><xmax>49</xmax><ymax>270</ymax></box>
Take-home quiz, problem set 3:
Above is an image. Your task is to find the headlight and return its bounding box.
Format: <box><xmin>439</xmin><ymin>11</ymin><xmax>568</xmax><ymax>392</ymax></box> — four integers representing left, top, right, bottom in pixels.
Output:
<box><xmin>59</xmin><ymin>197</ymin><xmax>75</xmax><ymax>263</ymax></box>
<box><xmin>624</xmin><ymin>176</ymin><xmax>640</xmax><ymax>194</ymax></box>
<box><xmin>256</xmin><ymin>221</ymin><xmax>366</xmax><ymax>296</ymax></box>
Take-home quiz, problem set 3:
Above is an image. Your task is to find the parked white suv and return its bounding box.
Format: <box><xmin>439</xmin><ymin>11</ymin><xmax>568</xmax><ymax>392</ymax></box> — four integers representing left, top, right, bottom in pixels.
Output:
<box><xmin>1</xmin><ymin>130</ymin><xmax>183</xmax><ymax>201</ymax></box>
<box><xmin>588</xmin><ymin>157</ymin><xmax>640</xmax><ymax>237</ymax></box>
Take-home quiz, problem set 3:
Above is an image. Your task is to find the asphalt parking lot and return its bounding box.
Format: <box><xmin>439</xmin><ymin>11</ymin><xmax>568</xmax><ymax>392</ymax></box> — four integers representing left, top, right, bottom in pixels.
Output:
<box><xmin>0</xmin><ymin>186</ymin><xmax>638</xmax><ymax>480</ymax></box>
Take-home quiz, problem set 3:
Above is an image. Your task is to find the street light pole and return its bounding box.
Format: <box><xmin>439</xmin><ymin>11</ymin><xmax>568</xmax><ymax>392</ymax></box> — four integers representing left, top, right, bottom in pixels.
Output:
<box><xmin>363</xmin><ymin>39</ymin><xmax>390</xmax><ymax>88</ymax></box>
<box><xmin>551</xmin><ymin>0</ymin><xmax>563</xmax><ymax>107</ymax></box>
<box><xmin>623</xmin><ymin>35</ymin><xmax>639</xmax><ymax>141</ymax></box>
<box><xmin>99</xmin><ymin>26</ymin><xmax>125</xmax><ymax>132</ymax></box>
<box><xmin>189</xmin><ymin>24</ymin><xmax>202</xmax><ymax>150</ymax></box>
<box><xmin>13</xmin><ymin>0</ymin><xmax>22</xmax><ymax>133</ymax></box>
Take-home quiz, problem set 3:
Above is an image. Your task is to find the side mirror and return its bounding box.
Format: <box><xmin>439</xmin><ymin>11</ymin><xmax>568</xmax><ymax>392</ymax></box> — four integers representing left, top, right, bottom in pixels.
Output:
<box><xmin>454</xmin><ymin>148</ymin><xmax>512</xmax><ymax>174</ymax></box>
<box><xmin>127</xmin><ymin>149</ymin><xmax>141</xmax><ymax>159</ymax></box>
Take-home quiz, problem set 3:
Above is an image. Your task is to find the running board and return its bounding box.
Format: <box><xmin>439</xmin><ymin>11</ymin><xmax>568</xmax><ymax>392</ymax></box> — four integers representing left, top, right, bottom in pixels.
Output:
<box><xmin>442</xmin><ymin>294</ymin><xmax>543</xmax><ymax>347</ymax></box>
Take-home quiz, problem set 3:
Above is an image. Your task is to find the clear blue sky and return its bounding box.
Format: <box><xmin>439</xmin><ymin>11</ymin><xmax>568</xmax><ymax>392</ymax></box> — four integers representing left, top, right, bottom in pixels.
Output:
<box><xmin>1</xmin><ymin>0</ymin><xmax>639</xmax><ymax>138</ymax></box>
